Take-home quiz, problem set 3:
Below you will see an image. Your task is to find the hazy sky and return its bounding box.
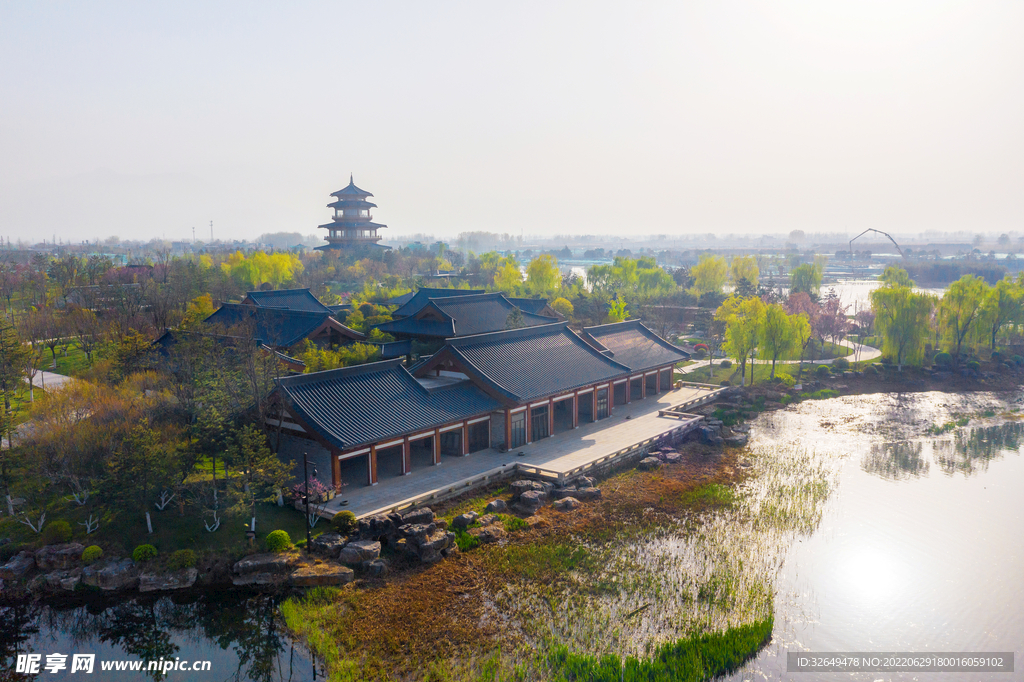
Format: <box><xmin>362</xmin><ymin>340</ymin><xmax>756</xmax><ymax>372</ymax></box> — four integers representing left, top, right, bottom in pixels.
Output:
<box><xmin>2</xmin><ymin>1</ymin><xmax>1022</xmax><ymax>244</ymax></box>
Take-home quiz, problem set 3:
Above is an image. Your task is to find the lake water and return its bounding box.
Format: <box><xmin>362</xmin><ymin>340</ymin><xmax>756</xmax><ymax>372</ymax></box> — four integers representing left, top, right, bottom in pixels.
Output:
<box><xmin>732</xmin><ymin>391</ymin><xmax>1024</xmax><ymax>681</ymax></box>
<box><xmin>0</xmin><ymin>591</ymin><xmax>320</xmax><ymax>681</ymax></box>
<box><xmin>3</xmin><ymin>392</ymin><xmax>1021</xmax><ymax>681</ymax></box>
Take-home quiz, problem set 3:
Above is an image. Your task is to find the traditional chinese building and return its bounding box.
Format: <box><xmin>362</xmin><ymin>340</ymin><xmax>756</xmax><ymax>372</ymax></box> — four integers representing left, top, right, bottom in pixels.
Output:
<box><xmin>316</xmin><ymin>175</ymin><xmax>390</xmax><ymax>251</ymax></box>
<box><xmin>273</xmin><ymin>320</ymin><xmax>690</xmax><ymax>489</ymax></box>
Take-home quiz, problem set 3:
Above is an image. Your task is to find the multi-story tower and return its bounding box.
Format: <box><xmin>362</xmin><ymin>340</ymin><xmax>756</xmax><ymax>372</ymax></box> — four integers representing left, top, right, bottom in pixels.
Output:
<box><xmin>316</xmin><ymin>175</ymin><xmax>389</xmax><ymax>251</ymax></box>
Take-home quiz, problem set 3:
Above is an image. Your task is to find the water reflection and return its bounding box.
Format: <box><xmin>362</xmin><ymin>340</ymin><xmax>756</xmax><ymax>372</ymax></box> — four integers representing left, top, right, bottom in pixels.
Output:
<box><xmin>862</xmin><ymin>441</ymin><xmax>929</xmax><ymax>479</ymax></box>
<box><xmin>0</xmin><ymin>591</ymin><xmax>315</xmax><ymax>682</ymax></box>
<box><xmin>935</xmin><ymin>421</ymin><xmax>1024</xmax><ymax>477</ymax></box>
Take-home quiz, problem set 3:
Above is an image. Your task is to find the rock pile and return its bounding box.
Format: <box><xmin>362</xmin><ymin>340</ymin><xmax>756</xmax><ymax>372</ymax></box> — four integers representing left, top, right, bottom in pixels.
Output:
<box><xmin>355</xmin><ymin>507</ymin><xmax>457</xmax><ymax>565</ymax></box>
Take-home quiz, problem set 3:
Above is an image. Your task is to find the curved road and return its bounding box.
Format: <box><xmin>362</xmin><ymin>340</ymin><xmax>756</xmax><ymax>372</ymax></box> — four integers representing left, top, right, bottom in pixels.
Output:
<box><xmin>679</xmin><ymin>338</ymin><xmax>881</xmax><ymax>375</ymax></box>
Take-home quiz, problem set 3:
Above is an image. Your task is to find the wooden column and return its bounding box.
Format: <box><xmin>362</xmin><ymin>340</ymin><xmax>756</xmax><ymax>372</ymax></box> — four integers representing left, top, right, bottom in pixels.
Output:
<box><xmin>641</xmin><ymin>374</ymin><xmax>647</xmax><ymax>399</ymax></box>
<box><xmin>505</xmin><ymin>411</ymin><xmax>511</xmax><ymax>452</ymax></box>
<box><xmin>608</xmin><ymin>382</ymin><xmax>614</xmax><ymax>413</ymax></box>
<box><xmin>548</xmin><ymin>398</ymin><xmax>554</xmax><ymax>437</ymax></box>
<box><xmin>572</xmin><ymin>390</ymin><xmax>579</xmax><ymax>428</ymax></box>
<box><xmin>656</xmin><ymin>367</ymin><xmax>661</xmax><ymax>393</ymax></box>
<box><xmin>592</xmin><ymin>386</ymin><xmax>597</xmax><ymax>420</ymax></box>
<box><xmin>526</xmin><ymin>408</ymin><xmax>532</xmax><ymax>445</ymax></box>
<box><xmin>332</xmin><ymin>451</ymin><xmax>341</xmax><ymax>490</ymax></box>
<box><xmin>402</xmin><ymin>436</ymin><xmax>411</xmax><ymax>475</ymax></box>
<box><xmin>462</xmin><ymin>422</ymin><xmax>469</xmax><ymax>455</ymax></box>
<box><xmin>369</xmin><ymin>444</ymin><xmax>378</xmax><ymax>486</ymax></box>
<box><xmin>433</xmin><ymin>428</ymin><xmax>441</xmax><ymax>465</ymax></box>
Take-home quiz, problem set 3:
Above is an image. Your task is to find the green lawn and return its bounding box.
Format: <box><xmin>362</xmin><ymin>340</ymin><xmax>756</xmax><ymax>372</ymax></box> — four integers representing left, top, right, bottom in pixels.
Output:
<box><xmin>35</xmin><ymin>345</ymin><xmax>92</xmax><ymax>377</ymax></box>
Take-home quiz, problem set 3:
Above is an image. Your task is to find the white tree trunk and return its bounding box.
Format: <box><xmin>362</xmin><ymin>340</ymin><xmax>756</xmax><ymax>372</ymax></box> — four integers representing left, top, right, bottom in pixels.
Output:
<box><xmin>145</xmin><ymin>512</ymin><xmax>153</xmax><ymax>534</ymax></box>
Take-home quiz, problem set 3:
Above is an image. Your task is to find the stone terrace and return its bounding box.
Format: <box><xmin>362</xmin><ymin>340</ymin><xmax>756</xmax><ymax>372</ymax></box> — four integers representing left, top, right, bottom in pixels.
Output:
<box><xmin>322</xmin><ymin>383</ymin><xmax>724</xmax><ymax>518</ymax></box>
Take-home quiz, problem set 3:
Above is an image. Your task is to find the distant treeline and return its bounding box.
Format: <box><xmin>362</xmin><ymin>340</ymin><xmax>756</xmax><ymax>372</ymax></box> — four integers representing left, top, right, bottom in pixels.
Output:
<box><xmin>900</xmin><ymin>261</ymin><xmax>1007</xmax><ymax>285</ymax></box>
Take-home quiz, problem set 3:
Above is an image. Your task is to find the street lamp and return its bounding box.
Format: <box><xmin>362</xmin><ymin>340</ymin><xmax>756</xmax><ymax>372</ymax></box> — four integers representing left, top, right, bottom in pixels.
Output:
<box><xmin>302</xmin><ymin>451</ymin><xmax>318</xmax><ymax>552</ymax></box>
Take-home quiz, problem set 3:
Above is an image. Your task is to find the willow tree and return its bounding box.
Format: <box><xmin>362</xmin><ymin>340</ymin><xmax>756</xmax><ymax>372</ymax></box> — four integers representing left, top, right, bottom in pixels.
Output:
<box><xmin>729</xmin><ymin>255</ymin><xmax>759</xmax><ymax>289</ymax></box>
<box><xmin>939</xmin><ymin>275</ymin><xmax>989</xmax><ymax>365</ymax></box>
<box><xmin>977</xmin><ymin>277</ymin><xmax>1022</xmax><ymax>352</ymax></box>
<box><xmin>871</xmin><ymin>284</ymin><xmax>933</xmax><ymax>371</ymax></box>
<box><xmin>718</xmin><ymin>296</ymin><xmax>765</xmax><ymax>386</ymax></box>
<box><xmin>759</xmin><ymin>303</ymin><xmax>799</xmax><ymax>379</ymax></box>
<box><xmin>691</xmin><ymin>254</ymin><xmax>728</xmax><ymax>296</ymax></box>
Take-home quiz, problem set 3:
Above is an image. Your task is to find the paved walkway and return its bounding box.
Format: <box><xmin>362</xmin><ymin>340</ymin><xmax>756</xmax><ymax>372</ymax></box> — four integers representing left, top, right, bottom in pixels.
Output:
<box><xmin>323</xmin><ymin>384</ymin><xmax>723</xmax><ymax>518</ymax></box>
<box><xmin>32</xmin><ymin>370</ymin><xmax>75</xmax><ymax>390</ymax></box>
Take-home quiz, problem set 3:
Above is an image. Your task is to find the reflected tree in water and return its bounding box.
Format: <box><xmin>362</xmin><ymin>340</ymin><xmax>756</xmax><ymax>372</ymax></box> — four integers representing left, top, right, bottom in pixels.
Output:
<box><xmin>862</xmin><ymin>441</ymin><xmax>929</xmax><ymax>479</ymax></box>
<box><xmin>0</xmin><ymin>603</ymin><xmax>42</xmax><ymax>675</ymax></box>
<box><xmin>935</xmin><ymin>422</ymin><xmax>1023</xmax><ymax>477</ymax></box>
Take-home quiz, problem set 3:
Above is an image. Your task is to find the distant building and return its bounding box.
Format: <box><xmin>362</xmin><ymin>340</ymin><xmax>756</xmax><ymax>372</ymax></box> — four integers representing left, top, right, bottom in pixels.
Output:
<box><xmin>316</xmin><ymin>175</ymin><xmax>391</xmax><ymax>252</ymax></box>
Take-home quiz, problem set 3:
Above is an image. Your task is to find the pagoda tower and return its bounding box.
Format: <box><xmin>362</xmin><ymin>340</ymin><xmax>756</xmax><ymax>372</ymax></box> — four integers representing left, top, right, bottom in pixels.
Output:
<box><xmin>316</xmin><ymin>175</ymin><xmax>389</xmax><ymax>251</ymax></box>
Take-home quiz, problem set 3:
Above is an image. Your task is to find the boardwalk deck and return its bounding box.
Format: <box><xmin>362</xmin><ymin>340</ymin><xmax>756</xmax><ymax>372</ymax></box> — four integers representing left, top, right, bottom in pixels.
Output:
<box><xmin>320</xmin><ymin>383</ymin><xmax>727</xmax><ymax>519</ymax></box>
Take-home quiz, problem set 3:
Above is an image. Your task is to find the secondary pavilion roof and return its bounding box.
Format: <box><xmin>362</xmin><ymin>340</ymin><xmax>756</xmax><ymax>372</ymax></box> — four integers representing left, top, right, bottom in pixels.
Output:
<box><xmin>375</xmin><ymin>293</ymin><xmax>557</xmax><ymax>339</ymax></box>
<box><xmin>508</xmin><ymin>297</ymin><xmax>556</xmax><ymax>317</ymax></box>
<box><xmin>390</xmin><ymin>287</ymin><xmax>487</xmax><ymax>318</ymax></box>
<box><xmin>242</xmin><ymin>288</ymin><xmax>333</xmax><ymax>314</ymax></box>
<box><xmin>277</xmin><ymin>359</ymin><xmax>501</xmax><ymax>451</ymax></box>
<box><xmin>582</xmin><ymin>320</ymin><xmax>691</xmax><ymax>373</ymax></box>
<box><xmin>203</xmin><ymin>303</ymin><xmax>363</xmax><ymax>348</ymax></box>
<box><xmin>428</xmin><ymin>322</ymin><xmax>631</xmax><ymax>404</ymax></box>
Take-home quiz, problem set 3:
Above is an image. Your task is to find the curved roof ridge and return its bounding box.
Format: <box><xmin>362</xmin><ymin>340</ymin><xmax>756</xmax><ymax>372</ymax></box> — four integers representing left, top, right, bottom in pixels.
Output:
<box><xmin>447</xmin><ymin>320</ymin><xmax>569</xmax><ymax>346</ymax></box>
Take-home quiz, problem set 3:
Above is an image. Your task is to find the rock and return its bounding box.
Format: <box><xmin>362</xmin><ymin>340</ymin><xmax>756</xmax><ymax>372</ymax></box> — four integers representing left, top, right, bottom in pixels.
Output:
<box><xmin>399</xmin><ymin>507</ymin><xmax>435</xmax><ymax>526</ymax></box>
<box><xmin>35</xmin><ymin>543</ymin><xmax>85</xmax><ymax>572</ymax></box>
<box><xmin>338</xmin><ymin>540</ymin><xmax>381</xmax><ymax>565</ymax></box>
<box><xmin>467</xmin><ymin>525</ymin><xmax>507</xmax><ymax>544</ymax></box>
<box><xmin>700</xmin><ymin>426</ymin><xmax>724</xmax><ymax>445</ymax></box>
<box><xmin>45</xmin><ymin>568</ymin><xmax>82</xmax><ymax>592</ymax></box>
<box><xmin>637</xmin><ymin>456</ymin><xmax>662</xmax><ymax>471</ymax></box>
<box><xmin>231</xmin><ymin>572</ymin><xmax>284</xmax><ymax>587</ymax></box>
<box><xmin>361</xmin><ymin>559</ymin><xmax>388</xmax><ymax>577</ymax></box>
<box><xmin>358</xmin><ymin>514</ymin><xmax>397</xmax><ymax>541</ymax></box>
<box><xmin>733</xmin><ymin>424</ymin><xmax>750</xmax><ymax>433</ymax></box>
<box><xmin>397</xmin><ymin>523</ymin><xmax>436</xmax><ymax>544</ymax></box>
<box><xmin>509</xmin><ymin>479</ymin><xmax>543</xmax><ymax>501</ymax></box>
<box><xmin>575</xmin><ymin>487</ymin><xmax>602</xmax><ymax>501</ymax></box>
<box><xmin>476</xmin><ymin>514</ymin><xmax>499</xmax><ymax>527</ymax></box>
<box><xmin>139</xmin><ymin>568</ymin><xmax>198</xmax><ymax>592</ymax></box>
<box><xmin>233</xmin><ymin>553</ymin><xmax>296</xmax><ymax>576</ymax></box>
<box><xmin>434</xmin><ymin>518</ymin><xmax>448</xmax><ymax>531</ymax></box>
<box><xmin>81</xmin><ymin>559</ymin><xmax>138</xmax><ymax>591</ymax></box>
<box><xmin>516</xmin><ymin>489</ymin><xmax>547</xmax><ymax>514</ymax></box>
<box><xmin>441</xmin><ymin>544</ymin><xmax>459</xmax><ymax>558</ymax></box>
<box><xmin>553</xmin><ymin>497</ymin><xmax>581</xmax><ymax>512</ymax></box>
<box><xmin>663</xmin><ymin>452</ymin><xmax>683</xmax><ymax>464</ymax></box>
<box><xmin>525</xmin><ymin>516</ymin><xmax>549</xmax><ymax>529</ymax></box>
<box><xmin>484</xmin><ymin>499</ymin><xmax>507</xmax><ymax>513</ymax></box>
<box><xmin>551</xmin><ymin>486</ymin><xmax>577</xmax><ymax>499</ymax></box>
<box><xmin>0</xmin><ymin>551</ymin><xmax>35</xmax><ymax>580</ymax></box>
<box><xmin>451</xmin><ymin>512</ymin><xmax>479</xmax><ymax>529</ymax></box>
<box><xmin>421</xmin><ymin>529</ymin><xmax>455</xmax><ymax>563</ymax></box>
<box><xmin>723</xmin><ymin>434</ymin><xmax>749</xmax><ymax>447</ymax></box>
<box><xmin>289</xmin><ymin>564</ymin><xmax>354</xmax><ymax>586</ymax></box>
<box><xmin>310</xmin><ymin>532</ymin><xmax>347</xmax><ymax>557</ymax></box>
<box><xmin>575</xmin><ymin>476</ymin><xmax>595</xmax><ymax>489</ymax></box>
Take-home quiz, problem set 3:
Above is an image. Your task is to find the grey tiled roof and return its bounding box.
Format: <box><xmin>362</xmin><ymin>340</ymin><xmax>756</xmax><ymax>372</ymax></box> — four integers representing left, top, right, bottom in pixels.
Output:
<box><xmin>244</xmin><ymin>288</ymin><xmax>333</xmax><ymax>314</ymax></box>
<box><xmin>204</xmin><ymin>304</ymin><xmax>341</xmax><ymax>348</ymax></box>
<box><xmin>445</xmin><ymin>322</ymin><xmax>631</xmax><ymax>403</ymax></box>
<box><xmin>391</xmin><ymin>288</ymin><xmax>486</xmax><ymax>318</ymax></box>
<box><xmin>330</xmin><ymin>176</ymin><xmax>373</xmax><ymax>197</ymax></box>
<box><xmin>508</xmin><ymin>298</ymin><xmax>551</xmax><ymax>315</ymax></box>
<box><xmin>377</xmin><ymin>293</ymin><xmax>556</xmax><ymax>338</ymax></box>
<box><xmin>277</xmin><ymin>359</ymin><xmax>501</xmax><ymax>451</ymax></box>
<box><xmin>582</xmin><ymin>320</ymin><xmax>690</xmax><ymax>372</ymax></box>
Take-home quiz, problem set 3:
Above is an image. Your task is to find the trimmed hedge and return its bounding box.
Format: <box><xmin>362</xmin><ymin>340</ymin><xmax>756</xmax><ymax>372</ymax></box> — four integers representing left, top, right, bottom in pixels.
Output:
<box><xmin>719</xmin><ymin>359</ymin><xmax>732</xmax><ymax>368</ymax></box>
<box><xmin>82</xmin><ymin>545</ymin><xmax>103</xmax><ymax>565</ymax></box>
<box><xmin>814</xmin><ymin>364</ymin><xmax>830</xmax><ymax>378</ymax></box>
<box><xmin>831</xmin><ymin>357</ymin><xmax>850</xmax><ymax>371</ymax></box>
<box><xmin>933</xmin><ymin>352</ymin><xmax>952</xmax><ymax>368</ymax></box>
<box><xmin>167</xmin><ymin>549</ymin><xmax>197</xmax><ymax>570</ymax></box>
<box><xmin>331</xmin><ymin>510</ymin><xmax>357</xmax><ymax>535</ymax></box>
<box><xmin>265</xmin><ymin>530</ymin><xmax>292</xmax><ymax>553</ymax></box>
<box><xmin>42</xmin><ymin>520</ymin><xmax>72</xmax><ymax>544</ymax></box>
<box><xmin>132</xmin><ymin>544</ymin><xmax>158</xmax><ymax>562</ymax></box>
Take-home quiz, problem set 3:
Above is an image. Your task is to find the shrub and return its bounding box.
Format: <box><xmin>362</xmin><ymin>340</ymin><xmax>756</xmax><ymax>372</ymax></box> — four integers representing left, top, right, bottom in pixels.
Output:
<box><xmin>132</xmin><ymin>544</ymin><xmax>158</xmax><ymax>563</ymax></box>
<box><xmin>933</xmin><ymin>351</ymin><xmax>952</xmax><ymax>368</ymax></box>
<box><xmin>966</xmin><ymin>360</ymin><xmax>981</xmax><ymax>372</ymax></box>
<box><xmin>864</xmin><ymin>364</ymin><xmax>879</xmax><ymax>376</ymax></box>
<box><xmin>814</xmin><ymin>364</ymin><xmax>830</xmax><ymax>378</ymax></box>
<box><xmin>880</xmin><ymin>356</ymin><xmax>892</xmax><ymax>365</ymax></box>
<box><xmin>167</xmin><ymin>549</ymin><xmax>197</xmax><ymax>570</ymax></box>
<box><xmin>772</xmin><ymin>374</ymin><xmax>795</xmax><ymax>388</ymax></box>
<box><xmin>990</xmin><ymin>351</ymin><xmax>1003</xmax><ymax>363</ymax></box>
<box><xmin>454</xmin><ymin>529</ymin><xmax>480</xmax><ymax>552</ymax></box>
<box><xmin>719</xmin><ymin>380</ymin><xmax>731</xmax><ymax>387</ymax></box>
<box><xmin>720</xmin><ymin>359</ymin><xmax>732</xmax><ymax>368</ymax></box>
<box><xmin>331</xmin><ymin>510</ymin><xmax>357</xmax><ymax>535</ymax></box>
<box><xmin>81</xmin><ymin>545</ymin><xmax>103</xmax><ymax>565</ymax></box>
<box><xmin>265</xmin><ymin>530</ymin><xmax>292</xmax><ymax>553</ymax></box>
<box><xmin>692</xmin><ymin>349</ymin><xmax>707</xmax><ymax>360</ymax></box>
<box><xmin>1014</xmin><ymin>355</ymin><xmax>1024</xmax><ymax>366</ymax></box>
<box><xmin>832</xmin><ymin>357</ymin><xmax>850</xmax><ymax>371</ymax></box>
<box><xmin>42</xmin><ymin>520</ymin><xmax>72</xmax><ymax>544</ymax></box>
